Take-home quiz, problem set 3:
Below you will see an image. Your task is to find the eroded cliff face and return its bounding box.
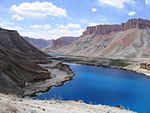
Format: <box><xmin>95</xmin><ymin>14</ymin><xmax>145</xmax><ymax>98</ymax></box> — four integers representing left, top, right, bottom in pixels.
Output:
<box><xmin>43</xmin><ymin>36</ymin><xmax>79</xmax><ymax>52</ymax></box>
<box><xmin>56</xmin><ymin>18</ymin><xmax>150</xmax><ymax>60</ymax></box>
<box><xmin>0</xmin><ymin>28</ymin><xmax>51</xmax><ymax>95</ymax></box>
<box><xmin>83</xmin><ymin>18</ymin><xmax>150</xmax><ymax>35</ymax></box>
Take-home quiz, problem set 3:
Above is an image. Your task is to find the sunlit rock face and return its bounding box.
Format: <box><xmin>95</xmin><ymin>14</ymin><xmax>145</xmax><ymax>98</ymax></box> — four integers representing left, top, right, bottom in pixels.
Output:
<box><xmin>57</xmin><ymin>18</ymin><xmax>150</xmax><ymax>60</ymax></box>
<box><xmin>43</xmin><ymin>36</ymin><xmax>79</xmax><ymax>52</ymax></box>
<box><xmin>83</xmin><ymin>18</ymin><xmax>150</xmax><ymax>36</ymax></box>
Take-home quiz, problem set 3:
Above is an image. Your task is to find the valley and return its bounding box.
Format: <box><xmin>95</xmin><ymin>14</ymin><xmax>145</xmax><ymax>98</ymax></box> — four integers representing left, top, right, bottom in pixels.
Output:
<box><xmin>1</xmin><ymin>18</ymin><xmax>150</xmax><ymax>113</ymax></box>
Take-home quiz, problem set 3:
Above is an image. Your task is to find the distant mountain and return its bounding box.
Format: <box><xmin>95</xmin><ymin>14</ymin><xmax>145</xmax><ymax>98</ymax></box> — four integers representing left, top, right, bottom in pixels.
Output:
<box><xmin>56</xmin><ymin>18</ymin><xmax>150</xmax><ymax>60</ymax></box>
<box><xmin>0</xmin><ymin>28</ymin><xmax>50</xmax><ymax>95</ymax></box>
<box><xmin>23</xmin><ymin>37</ymin><xmax>51</xmax><ymax>49</ymax></box>
<box><xmin>43</xmin><ymin>36</ymin><xmax>79</xmax><ymax>52</ymax></box>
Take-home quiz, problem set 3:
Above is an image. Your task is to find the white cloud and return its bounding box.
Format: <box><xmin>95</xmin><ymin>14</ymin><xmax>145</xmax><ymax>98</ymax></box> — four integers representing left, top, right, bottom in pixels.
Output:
<box><xmin>30</xmin><ymin>24</ymin><xmax>51</xmax><ymax>30</ymax></box>
<box><xmin>17</xmin><ymin>23</ymin><xmax>83</xmax><ymax>39</ymax></box>
<box><xmin>92</xmin><ymin>8</ymin><xmax>97</xmax><ymax>12</ymax></box>
<box><xmin>0</xmin><ymin>20</ymin><xmax>83</xmax><ymax>40</ymax></box>
<box><xmin>20</xmin><ymin>28</ymin><xmax>83</xmax><ymax>40</ymax></box>
<box><xmin>49</xmin><ymin>28</ymin><xmax>83</xmax><ymax>39</ymax></box>
<box><xmin>68</xmin><ymin>17</ymin><xmax>72</xmax><ymax>20</ymax></box>
<box><xmin>98</xmin><ymin>0</ymin><xmax>135</xmax><ymax>8</ymax></box>
<box><xmin>0</xmin><ymin>21</ymin><xmax>13</xmax><ymax>27</ymax></box>
<box><xmin>128</xmin><ymin>11</ymin><xmax>136</xmax><ymax>16</ymax></box>
<box><xmin>10</xmin><ymin>1</ymin><xmax>67</xmax><ymax>19</ymax></box>
<box><xmin>11</xmin><ymin>26</ymin><xmax>23</xmax><ymax>31</ymax></box>
<box><xmin>146</xmin><ymin>0</ymin><xmax>150</xmax><ymax>5</ymax></box>
<box><xmin>0</xmin><ymin>21</ymin><xmax>23</xmax><ymax>31</ymax></box>
<box><xmin>88</xmin><ymin>22</ymin><xmax>100</xmax><ymax>26</ymax></box>
<box><xmin>57</xmin><ymin>23</ymin><xmax>81</xmax><ymax>29</ymax></box>
<box><xmin>51</xmin><ymin>17</ymin><xmax>55</xmax><ymax>20</ymax></box>
<box><xmin>11</xmin><ymin>14</ymin><xmax>24</xmax><ymax>21</ymax></box>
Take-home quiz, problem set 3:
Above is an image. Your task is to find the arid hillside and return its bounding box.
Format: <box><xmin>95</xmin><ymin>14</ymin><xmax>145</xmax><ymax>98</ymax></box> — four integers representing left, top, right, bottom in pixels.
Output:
<box><xmin>43</xmin><ymin>36</ymin><xmax>79</xmax><ymax>52</ymax></box>
<box><xmin>55</xmin><ymin>18</ymin><xmax>150</xmax><ymax>60</ymax></box>
<box><xmin>0</xmin><ymin>28</ymin><xmax>51</xmax><ymax>95</ymax></box>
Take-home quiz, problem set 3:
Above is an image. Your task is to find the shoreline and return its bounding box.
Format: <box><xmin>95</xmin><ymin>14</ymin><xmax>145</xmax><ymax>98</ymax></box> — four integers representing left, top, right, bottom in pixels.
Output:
<box><xmin>0</xmin><ymin>93</ymin><xmax>135</xmax><ymax>113</ymax></box>
<box><xmin>49</xmin><ymin>55</ymin><xmax>150</xmax><ymax>77</ymax></box>
<box><xmin>23</xmin><ymin>62</ymin><xmax>74</xmax><ymax>97</ymax></box>
<box><xmin>27</xmin><ymin>74</ymin><xmax>74</xmax><ymax>98</ymax></box>
<box><xmin>72</xmin><ymin>62</ymin><xmax>148</xmax><ymax>77</ymax></box>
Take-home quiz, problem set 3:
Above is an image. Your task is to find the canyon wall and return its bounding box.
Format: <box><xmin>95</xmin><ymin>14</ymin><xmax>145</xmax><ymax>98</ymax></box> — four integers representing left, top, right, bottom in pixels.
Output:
<box><xmin>83</xmin><ymin>18</ymin><xmax>150</xmax><ymax>35</ymax></box>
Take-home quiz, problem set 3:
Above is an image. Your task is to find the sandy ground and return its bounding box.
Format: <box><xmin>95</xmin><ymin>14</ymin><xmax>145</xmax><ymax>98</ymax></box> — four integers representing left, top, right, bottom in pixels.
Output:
<box><xmin>0</xmin><ymin>93</ymin><xmax>136</xmax><ymax>113</ymax></box>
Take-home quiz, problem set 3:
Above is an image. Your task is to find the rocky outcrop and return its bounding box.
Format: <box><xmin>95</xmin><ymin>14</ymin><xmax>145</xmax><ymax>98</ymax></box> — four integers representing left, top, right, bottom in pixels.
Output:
<box><xmin>0</xmin><ymin>28</ymin><xmax>51</xmax><ymax>95</ymax></box>
<box><xmin>53</xmin><ymin>62</ymin><xmax>73</xmax><ymax>74</ymax></box>
<box><xmin>83</xmin><ymin>18</ymin><xmax>150</xmax><ymax>35</ymax></box>
<box><xmin>83</xmin><ymin>25</ymin><xmax>121</xmax><ymax>35</ymax></box>
<box><xmin>43</xmin><ymin>36</ymin><xmax>79</xmax><ymax>52</ymax></box>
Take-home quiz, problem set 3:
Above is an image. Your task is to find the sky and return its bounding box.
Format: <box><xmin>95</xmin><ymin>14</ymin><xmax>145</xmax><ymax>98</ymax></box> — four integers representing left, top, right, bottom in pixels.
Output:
<box><xmin>0</xmin><ymin>0</ymin><xmax>150</xmax><ymax>40</ymax></box>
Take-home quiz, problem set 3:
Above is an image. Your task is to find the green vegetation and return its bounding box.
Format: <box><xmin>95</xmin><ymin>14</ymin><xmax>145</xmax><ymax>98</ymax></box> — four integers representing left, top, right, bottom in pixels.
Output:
<box><xmin>109</xmin><ymin>59</ymin><xmax>130</xmax><ymax>67</ymax></box>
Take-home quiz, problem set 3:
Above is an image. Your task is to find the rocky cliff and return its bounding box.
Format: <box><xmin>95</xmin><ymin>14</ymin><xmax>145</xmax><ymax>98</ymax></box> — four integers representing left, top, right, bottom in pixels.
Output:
<box><xmin>83</xmin><ymin>18</ymin><xmax>150</xmax><ymax>35</ymax></box>
<box><xmin>43</xmin><ymin>36</ymin><xmax>79</xmax><ymax>52</ymax></box>
<box><xmin>56</xmin><ymin>18</ymin><xmax>150</xmax><ymax>60</ymax></box>
<box><xmin>0</xmin><ymin>28</ymin><xmax>51</xmax><ymax>95</ymax></box>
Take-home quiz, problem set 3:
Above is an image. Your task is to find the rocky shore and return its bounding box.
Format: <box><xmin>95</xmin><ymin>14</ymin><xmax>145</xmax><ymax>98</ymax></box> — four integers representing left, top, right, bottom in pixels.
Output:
<box><xmin>49</xmin><ymin>55</ymin><xmax>150</xmax><ymax>77</ymax></box>
<box><xmin>23</xmin><ymin>61</ymin><xmax>74</xmax><ymax>97</ymax></box>
<box><xmin>0</xmin><ymin>93</ymin><xmax>135</xmax><ymax>113</ymax></box>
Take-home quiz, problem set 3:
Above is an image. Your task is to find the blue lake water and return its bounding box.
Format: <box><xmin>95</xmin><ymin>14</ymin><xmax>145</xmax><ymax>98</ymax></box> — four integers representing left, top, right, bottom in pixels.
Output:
<box><xmin>35</xmin><ymin>64</ymin><xmax>150</xmax><ymax>113</ymax></box>
<box><xmin>48</xmin><ymin>53</ymin><xmax>64</xmax><ymax>57</ymax></box>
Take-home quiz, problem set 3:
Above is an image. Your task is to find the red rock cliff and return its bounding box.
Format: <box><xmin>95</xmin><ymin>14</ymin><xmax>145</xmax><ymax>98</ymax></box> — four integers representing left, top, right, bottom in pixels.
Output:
<box><xmin>83</xmin><ymin>18</ymin><xmax>150</xmax><ymax>35</ymax></box>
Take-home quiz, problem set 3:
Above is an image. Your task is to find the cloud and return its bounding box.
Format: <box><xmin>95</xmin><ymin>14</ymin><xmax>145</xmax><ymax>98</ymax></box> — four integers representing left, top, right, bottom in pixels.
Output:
<box><xmin>30</xmin><ymin>24</ymin><xmax>51</xmax><ymax>30</ymax></box>
<box><xmin>91</xmin><ymin>8</ymin><xmax>97</xmax><ymax>12</ymax></box>
<box><xmin>10</xmin><ymin>1</ymin><xmax>67</xmax><ymax>19</ymax></box>
<box><xmin>11</xmin><ymin>14</ymin><xmax>24</xmax><ymax>21</ymax></box>
<box><xmin>57</xmin><ymin>23</ymin><xmax>81</xmax><ymax>29</ymax></box>
<box><xmin>0</xmin><ymin>21</ymin><xmax>23</xmax><ymax>31</ymax></box>
<box><xmin>146</xmin><ymin>0</ymin><xmax>150</xmax><ymax>5</ymax></box>
<box><xmin>20</xmin><ymin>28</ymin><xmax>83</xmax><ymax>40</ymax></box>
<box><xmin>128</xmin><ymin>11</ymin><xmax>136</xmax><ymax>16</ymax></box>
<box><xmin>98</xmin><ymin>0</ymin><xmax>135</xmax><ymax>8</ymax></box>
<box><xmin>0</xmin><ymin>21</ymin><xmax>13</xmax><ymax>27</ymax></box>
<box><xmin>88</xmin><ymin>22</ymin><xmax>116</xmax><ymax>26</ymax></box>
<box><xmin>19</xmin><ymin>23</ymin><xmax>83</xmax><ymax>39</ymax></box>
<box><xmin>88</xmin><ymin>22</ymin><xmax>100</xmax><ymax>26</ymax></box>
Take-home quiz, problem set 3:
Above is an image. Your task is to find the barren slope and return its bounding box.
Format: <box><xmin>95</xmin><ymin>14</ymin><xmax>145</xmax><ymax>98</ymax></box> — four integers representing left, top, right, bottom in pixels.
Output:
<box><xmin>0</xmin><ymin>28</ymin><xmax>50</xmax><ymax>95</ymax></box>
<box><xmin>55</xmin><ymin>19</ymin><xmax>150</xmax><ymax>60</ymax></box>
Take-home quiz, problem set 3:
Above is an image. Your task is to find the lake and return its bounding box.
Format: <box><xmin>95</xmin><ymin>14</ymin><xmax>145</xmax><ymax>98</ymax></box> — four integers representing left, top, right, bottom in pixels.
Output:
<box><xmin>48</xmin><ymin>53</ymin><xmax>64</xmax><ymax>57</ymax></box>
<box><xmin>35</xmin><ymin>63</ymin><xmax>150</xmax><ymax>113</ymax></box>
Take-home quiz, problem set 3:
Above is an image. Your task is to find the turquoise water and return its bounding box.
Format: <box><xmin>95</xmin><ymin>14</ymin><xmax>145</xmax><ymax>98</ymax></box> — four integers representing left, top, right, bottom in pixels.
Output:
<box><xmin>35</xmin><ymin>64</ymin><xmax>150</xmax><ymax>113</ymax></box>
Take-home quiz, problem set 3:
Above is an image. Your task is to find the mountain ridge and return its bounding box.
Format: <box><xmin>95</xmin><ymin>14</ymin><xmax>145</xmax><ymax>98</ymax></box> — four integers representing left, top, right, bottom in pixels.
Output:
<box><xmin>83</xmin><ymin>18</ymin><xmax>150</xmax><ymax>36</ymax></box>
<box><xmin>54</xmin><ymin>18</ymin><xmax>150</xmax><ymax>60</ymax></box>
<box><xmin>23</xmin><ymin>36</ymin><xmax>51</xmax><ymax>49</ymax></box>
